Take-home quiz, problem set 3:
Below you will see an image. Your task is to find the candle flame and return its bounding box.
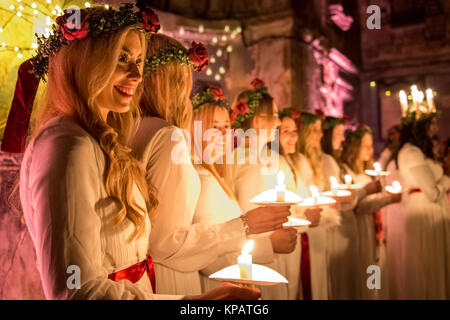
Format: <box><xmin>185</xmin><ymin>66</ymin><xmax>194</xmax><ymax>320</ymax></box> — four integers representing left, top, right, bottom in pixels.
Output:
<box><xmin>329</xmin><ymin>176</ymin><xmax>338</xmax><ymax>186</ymax></box>
<box><xmin>393</xmin><ymin>181</ymin><xmax>401</xmax><ymax>189</ymax></box>
<box><xmin>242</xmin><ymin>240</ymin><xmax>254</xmax><ymax>255</ymax></box>
<box><xmin>374</xmin><ymin>162</ymin><xmax>381</xmax><ymax>172</ymax></box>
<box><xmin>277</xmin><ymin>171</ymin><xmax>285</xmax><ymax>186</ymax></box>
<box><xmin>310</xmin><ymin>185</ymin><xmax>319</xmax><ymax>197</ymax></box>
<box><xmin>345</xmin><ymin>174</ymin><xmax>352</xmax><ymax>184</ymax></box>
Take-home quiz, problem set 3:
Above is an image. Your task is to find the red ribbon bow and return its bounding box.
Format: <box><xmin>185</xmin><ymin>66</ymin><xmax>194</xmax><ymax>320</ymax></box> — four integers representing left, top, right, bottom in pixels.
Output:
<box><xmin>108</xmin><ymin>254</ymin><xmax>156</xmax><ymax>294</ymax></box>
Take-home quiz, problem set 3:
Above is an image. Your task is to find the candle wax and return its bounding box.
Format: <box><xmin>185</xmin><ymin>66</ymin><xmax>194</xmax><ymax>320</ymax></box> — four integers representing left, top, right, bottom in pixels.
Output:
<box><xmin>238</xmin><ymin>254</ymin><xmax>252</xmax><ymax>280</ymax></box>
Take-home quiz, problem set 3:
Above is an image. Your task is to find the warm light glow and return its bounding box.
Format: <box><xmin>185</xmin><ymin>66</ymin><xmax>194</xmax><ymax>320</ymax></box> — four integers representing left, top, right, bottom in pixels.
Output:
<box><xmin>17</xmin><ymin>12</ymin><xmax>23</xmax><ymax>17</ymax></box>
<box><xmin>31</xmin><ymin>43</ymin><xmax>38</xmax><ymax>49</ymax></box>
<box><xmin>374</xmin><ymin>162</ymin><xmax>381</xmax><ymax>172</ymax></box>
<box><xmin>221</xmin><ymin>35</ymin><xmax>227</xmax><ymax>41</ymax></box>
<box><xmin>14</xmin><ymin>47</ymin><xmax>19</xmax><ymax>51</ymax></box>
<box><xmin>9</xmin><ymin>5</ymin><xmax>15</xmax><ymax>10</ymax></box>
<box><xmin>32</xmin><ymin>3</ymin><xmax>37</xmax><ymax>8</ymax></box>
<box><xmin>19</xmin><ymin>5</ymin><xmax>24</xmax><ymax>10</ymax></box>
<box><xmin>310</xmin><ymin>185</ymin><xmax>319</xmax><ymax>198</ymax></box>
<box><xmin>385</xmin><ymin>90</ymin><xmax>391</xmax><ymax>96</ymax></box>
<box><xmin>242</xmin><ymin>240</ymin><xmax>254</xmax><ymax>255</ymax></box>
<box><xmin>219</xmin><ymin>66</ymin><xmax>225</xmax><ymax>74</ymax></box>
<box><xmin>104</xmin><ymin>4</ymin><xmax>109</xmax><ymax>9</ymax></box>
<box><xmin>370</xmin><ymin>81</ymin><xmax>376</xmax><ymax>87</ymax></box>
<box><xmin>216</xmin><ymin>49</ymin><xmax>223</xmax><ymax>57</ymax></box>
<box><xmin>236</xmin><ymin>26</ymin><xmax>242</xmax><ymax>33</ymax></box>
<box><xmin>212</xmin><ymin>37</ymin><xmax>218</xmax><ymax>44</ymax></box>
<box><xmin>226</xmin><ymin>45</ymin><xmax>233</xmax><ymax>53</ymax></box>
<box><xmin>33</xmin><ymin>9</ymin><xmax>38</xmax><ymax>14</ymax></box>
<box><xmin>206</xmin><ymin>68</ymin><xmax>212</xmax><ymax>76</ymax></box>
<box><xmin>17</xmin><ymin>53</ymin><xmax>23</xmax><ymax>58</ymax></box>
<box><xmin>224</xmin><ymin>25</ymin><xmax>230</xmax><ymax>32</ymax></box>
<box><xmin>330</xmin><ymin>176</ymin><xmax>338</xmax><ymax>187</ymax></box>
<box><xmin>46</xmin><ymin>0</ymin><xmax>51</xmax><ymax>3</ymax></box>
<box><xmin>399</xmin><ymin>90</ymin><xmax>408</xmax><ymax>116</ymax></box>
<box><xmin>214</xmin><ymin>74</ymin><xmax>221</xmax><ymax>81</ymax></box>
<box><xmin>0</xmin><ymin>28</ymin><xmax>3</xmax><ymax>33</ymax></box>
<box><xmin>198</xmin><ymin>24</ymin><xmax>204</xmax><ymax>33</ymax></box>
<box><xmin>210</xmin><ymin>57</ymin><xmax>216</xmax><ymax>64</ymax></box>
<box><xmin>345</xmin><ymin>174</ymin><xmax>352</xmax><ymax>185</ymax></box>
<box><xmin>393</xmin><ymin>181</ymin><xmax>401</xmax><ymax>189</ymax></box>
<box><xmin>84</xmin><ymin>2</ymin><xmax>90</xmax><ymax>8</ymax></box>
<box><xmin>179</xmin><ymin>27</ymin><xmax>184</xmax><ymax>35</ymax></box>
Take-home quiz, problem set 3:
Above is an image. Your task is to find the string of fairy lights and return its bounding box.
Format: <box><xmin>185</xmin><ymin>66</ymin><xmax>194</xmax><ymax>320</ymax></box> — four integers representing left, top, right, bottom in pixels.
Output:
<box><xmin>0</xmin><ymin>1</ymin><xmax>94</xmax><ymax>59</ymax></box>
<box><xmin>160</xmin><ymin>23</ymin><xmax>242</xmax><ymax>82</ymax></box>
<box><xmin>0</xmin><ymin>1</ymin><xmax>243</xmax><ymax>82</ymax></box>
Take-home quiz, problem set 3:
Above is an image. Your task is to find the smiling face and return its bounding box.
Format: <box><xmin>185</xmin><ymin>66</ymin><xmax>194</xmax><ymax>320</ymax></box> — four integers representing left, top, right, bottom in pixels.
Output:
<box><xmin>358</xmin><ymin>133</ymin><xmax>374</xmax><ymax>162</ymax></box>
<box><xmin>332</xmin><ymin>124</ymin><xmax>345</xmax><ymax>151</ymax></box>
<box><xmin>280</xmin><ymin>117</ymin><xmax>298</xmax><ymax>155</ymax></box>
<box><xmin>96</xmin><ymin>31</ymin><xmax>144</xmax><ymax>121</ymax></box>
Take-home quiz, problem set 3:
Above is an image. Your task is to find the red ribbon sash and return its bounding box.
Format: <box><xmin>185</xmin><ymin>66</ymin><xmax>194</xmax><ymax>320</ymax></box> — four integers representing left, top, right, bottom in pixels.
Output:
<box><xmin>108</xmin><ymin>254</ymin><xmax>156</xmax><ymax>294</ymax></box>
<box><xmin>300</xmin><ymin>233</ymin><xmax>312</xmax><ymax>300</ymax></box>
<box><xmin>373</xmin><ymin>211</ymin><xmax>384</xmax><ymax>244</ymax></box>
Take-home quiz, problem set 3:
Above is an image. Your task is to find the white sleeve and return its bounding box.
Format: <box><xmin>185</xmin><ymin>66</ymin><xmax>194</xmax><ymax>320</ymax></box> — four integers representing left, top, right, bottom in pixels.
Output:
<box><xmin>25</xmin><ymin>132</ymin><xmax>179</xmax><ymax>300</ymax></box>
<box><xmin>146</xmin><ymin>127</ymin><xmax>246</xmax><ymax>272</ymax></box>
<box><xmin>400</xmin><ymin>146</ymin><xmax>449</xmax><ymax>202</ymax></box>
<box><xmin>355</xmin><ymin>193</ymin><xmax>392</xmax><ymax>215</ymax></box>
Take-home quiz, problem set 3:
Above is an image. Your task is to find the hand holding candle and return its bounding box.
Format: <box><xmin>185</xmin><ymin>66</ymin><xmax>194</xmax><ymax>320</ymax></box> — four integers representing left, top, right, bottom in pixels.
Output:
<box><xmin>238</xmin><ymin>240</ymin><xmax>254</xmax><ymax>280</ymax></box>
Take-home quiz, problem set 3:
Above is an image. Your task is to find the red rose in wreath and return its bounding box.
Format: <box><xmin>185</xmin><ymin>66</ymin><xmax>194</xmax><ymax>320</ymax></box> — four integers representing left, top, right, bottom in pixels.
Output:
<box><xmin>235</xmin><ymin>99</ymin><xmax>250</xmax><ymax>115</ymax></box>
<box><xmin>290</xmin><ymin>109</ymin><xmax>301</xmax><ymax>119</ymax></box>
<box><xmin>136</xmin><ymin>1</ymin><xmax>160</xmax><ymax>34</ymax></box>
<box><xmin>56</xmin><ymin>10</ymin><xmax>90</xmax><ymax>41</ymax></box>
<box><xmin>188</xmin><ymin>42</ymin><xmax>209</xmax><ymax>72</ymax></box>
<box><xmin>208</xmin><ymin>87</ymin><xmax>224</xmax><ymax>100</ymax></box>
<box><xmin>230</xmin><ymin>110</ymin><xmax>238</xmax><ymax>124</ymax></box>
<box><xmin>250</xmin><ymin>78</ymin><xmax>265</xmax><ymax>89</ymax></box>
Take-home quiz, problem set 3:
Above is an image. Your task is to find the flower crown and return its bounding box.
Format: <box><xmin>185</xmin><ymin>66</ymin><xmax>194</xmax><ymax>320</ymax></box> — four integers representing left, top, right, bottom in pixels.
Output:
<box><xmin>399</xmin><ymin>86</ymin><xmax>438</xmax><ymax>125</ymax></box>
<box><xmin>192</xmin><ymin>86</ymin><xmax>229</xmax><ymax>111</ymax></box>
<box><xmin>144</xmin><ymin>41</ymin><xmax>209</xmax><ymax>74</ymax></box>
<box><xmin>279</xmin><ymin>107</ymin><xmax>301</xmax><ymax>120</ymax></box>
<box><xmin>322</xmin><ymin>115</ymin><xmax>347</xmax><ymax>131</ymax></box>
<box><xmin>345</xmin><ymin>124</ymin><xmax>372</xmax><ymax>145</ymax></box>
<box><xmin>299</xmin><ymin>109</ymin><xmax>325</xmax><ymax>127</ymax></box>
<box><xmin>230</xmin><ymin>79</ymin><xmax>269</xmax><ymax>128</ymax></box>
<box><xmin>31</xmin><ymin>2</ymin><xmax>160</xmax><ymax>80</ymax></box>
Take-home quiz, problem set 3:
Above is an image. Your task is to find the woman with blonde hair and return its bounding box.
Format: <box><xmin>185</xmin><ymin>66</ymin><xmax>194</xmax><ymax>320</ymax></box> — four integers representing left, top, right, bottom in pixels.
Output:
<box><xmin>230</xmin><ymin>81</ymin><xmax>299</xmax><ymax>300</ymax></box>
<box><xmin>342</xmin><ymin>125</ymin><xmax>401</xmax><ymax>299</ymax></box>
<box><xmin>294</xmin><ymin>111</ymin><xmax>340</xmax><ymax>300</ymax></box>
<box><xmin>131</xmin><ymin>35</ymin><xmax>290</xmax><ymax>296</ymax></box>
<box><xmin>6</xmin><ymin>4</ymin><xmax>260</xmax><ymax>300</ymax></box>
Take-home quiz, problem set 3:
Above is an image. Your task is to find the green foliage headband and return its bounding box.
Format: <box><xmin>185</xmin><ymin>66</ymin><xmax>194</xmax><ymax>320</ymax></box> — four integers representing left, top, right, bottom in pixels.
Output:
<box><xmin>345</xmin><ymin>124</ymin><xmax>372</xmax><ymax>145</ymax></box>
<box><xmin>144</xmin><ymin>41</ymin><xmax>209</xmax><ymax>74</ymax></box>
<box><xmin>191</xmin><ymin>87</ymin><xmax>229</xmax><ymax>111</ymax></box>
<box><xmin>230</xmin><ymin>79</ymin><xmax>269</xmax><ymax>128</ymax></box>
<box><xmin>32</xmin><ymin>2</ymin><xmax>160</xmax><ymax>80</ymax></box>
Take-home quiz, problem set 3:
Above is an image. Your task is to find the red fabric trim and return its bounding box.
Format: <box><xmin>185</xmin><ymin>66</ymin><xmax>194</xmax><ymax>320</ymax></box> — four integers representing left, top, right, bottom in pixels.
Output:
<box><xmin>108</xmin><ymin>254</ymin><xmax>156</xmax><ymax>294</ymax></box>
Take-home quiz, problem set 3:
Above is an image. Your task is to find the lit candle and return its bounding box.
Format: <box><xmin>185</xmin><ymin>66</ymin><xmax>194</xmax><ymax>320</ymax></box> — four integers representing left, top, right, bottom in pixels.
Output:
<box><xmin>238</xmin><ymin>240</ymin><xmax>254</xmax><ymax>280</ymax></box>
<box><xmin>385</xmin><ymin>180</ymin><xmax>402</xmax><ymax>194</ymax></box>
<box><xmin>275</xmin><ymin>171</ymin><xmax>286</xmax><ymax>202</ymax></box>
<box><xmin>330</xmin><ymin>176</ymin><xmax>338</xmax><ymax>195</ymax></box>
<box><xmin>399</xmin><ymin>90</ymin><xmax>408</xmax><ymax>117</ymax></box>
<box><xmin>426</xmin><ymin>89</ymin><xmax>435</xmax><ymax>113</ymax></box>
<box><xmin>310</xmin><ymin>185</ymin><xmax>319</xmax><ymax>205</ymax></box>
<box><xmin>374</xmin><ymin>162</ymin><xmax>382</xmax><ymax>175</ymax></box>
<box><xmin>345</xmin><ymin>174</ymin><xmax>352</xmax><ymax>188</ymax></box>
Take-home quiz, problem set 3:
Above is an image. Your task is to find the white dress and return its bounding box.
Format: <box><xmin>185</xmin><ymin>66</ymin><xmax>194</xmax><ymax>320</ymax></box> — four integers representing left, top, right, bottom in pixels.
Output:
<box><xmin>383</xmin><ymin>159</ymin><xmax>406</xmax><ymax>299</ymax></box>
<box><xmin>294</xmin><ymin>153</ymin><xmax>340</xmax><ymax>300</ymax></box>
<box><xmin>131</xmin><ymin>117</ymin><xmax>246</xmax><ymax>296</ymax></box>
<box><xmin>231</xmin><ymin>145</ymin><xmax>284</xmax><ymax>299</ymax></box>
<box><xmin>344</xmin><ymin>165</ymin><xmax>392</xmax><ymax>300</ymax></box>
<box><xmin>322</xmin><ymin>153</ymin><xmax>359</xmax><ymax>300</ymax></box>
<box><xmin>193</xmin><ymin>166</ymin><xmax>247</xmax><ymax>292</ymax></box>
<box><xmin>398</xmin><ymin>143</ymin><xmax>450</xmax><ymax>299</ymax></box>
<box><xmin>20</xmin><ymin>116</ymin><xmax>179</xmax><ymax>299</ymax></box>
